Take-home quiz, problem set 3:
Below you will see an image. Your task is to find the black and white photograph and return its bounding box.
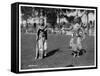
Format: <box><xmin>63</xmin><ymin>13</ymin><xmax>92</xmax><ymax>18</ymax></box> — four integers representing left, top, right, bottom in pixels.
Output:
<box><xmin>11</xmin><ymin>2</ymin><xmax>97</xmax><ymax>73</ymax></box>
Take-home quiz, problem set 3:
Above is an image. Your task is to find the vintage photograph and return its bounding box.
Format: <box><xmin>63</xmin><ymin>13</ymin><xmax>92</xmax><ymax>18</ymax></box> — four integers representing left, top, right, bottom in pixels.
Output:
<box><xmin>19</xmin><ymin>4</ymin><xmax>97</xmax><ymax>71</ymax></box>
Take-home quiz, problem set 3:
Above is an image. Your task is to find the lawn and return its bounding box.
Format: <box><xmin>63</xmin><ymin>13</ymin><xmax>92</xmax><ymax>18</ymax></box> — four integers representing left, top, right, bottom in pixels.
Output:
<box><xmin>21</xmin><ymin>33</ymin><xmax>95</xmax><ymax>69</ymax></box>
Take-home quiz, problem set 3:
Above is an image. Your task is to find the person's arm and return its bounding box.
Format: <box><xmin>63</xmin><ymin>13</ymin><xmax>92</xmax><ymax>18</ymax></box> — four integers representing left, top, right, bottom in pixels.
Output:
<box><xmin>43</xmin><ymin>25</ymin><xmax>47</xmax><ymax>31</ymax></box>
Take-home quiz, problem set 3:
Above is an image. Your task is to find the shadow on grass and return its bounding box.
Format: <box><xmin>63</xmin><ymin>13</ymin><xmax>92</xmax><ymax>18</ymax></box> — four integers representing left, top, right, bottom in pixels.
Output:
<box><xmin>45</xmin><ymin>48</ymin><xmax>60</xmax><ymax>58</ymax></box>
<box><xmin>65</xmin><ymin>64</ymin><xmax>74</xmax><ymax>67</ymax></box>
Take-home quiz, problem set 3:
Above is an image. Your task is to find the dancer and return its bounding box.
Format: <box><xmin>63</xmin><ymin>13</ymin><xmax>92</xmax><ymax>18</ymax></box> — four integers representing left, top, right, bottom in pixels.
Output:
<box><xmin>35</xmin><ymin>18</ymin><xmax>47</xmax><ymax>59</ymax></box>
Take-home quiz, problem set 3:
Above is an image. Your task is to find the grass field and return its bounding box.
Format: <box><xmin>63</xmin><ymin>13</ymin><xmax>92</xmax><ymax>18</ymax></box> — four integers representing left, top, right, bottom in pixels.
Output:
<box><xmin>21</xmin><ymin>33</ymin><xmax>95</xmax><ymax>69</ymax></box>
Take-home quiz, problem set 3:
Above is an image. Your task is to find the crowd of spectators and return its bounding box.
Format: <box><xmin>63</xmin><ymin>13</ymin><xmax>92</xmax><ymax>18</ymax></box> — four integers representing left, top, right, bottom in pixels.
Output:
<box><xmin>20</xmin><ymin>6</ymin><xmax>96</xmax><ymax>36</ymax></box>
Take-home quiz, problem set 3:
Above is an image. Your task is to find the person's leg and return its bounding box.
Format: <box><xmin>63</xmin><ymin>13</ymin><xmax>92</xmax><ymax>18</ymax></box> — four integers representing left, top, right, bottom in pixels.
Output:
<box><xmin>72</xmin><ymin>44</ymin><xmax>78</xmax><ymax>57</ymax></box>
<box><xmin>71</xmin><ymin>37</ymin><xmax>78</xmax><ymax>57</ymax></box>
<box><xmin>35</xmin><ymin>41</ymin><xmax>39</xmax><ymax>59</ymax></box>
<box><xmin>39</xmin><ymin>38</ymin><xmax>44</xmax><ymax>59</ymax></box>
<box><xmin>76</xmin><ymin>37</ymin><xmax>82</xmax><ymax>57</ymax></box>
<box><xmin>39</xmin><ymin>48</ymin><xmax>43</xmax><ymax>59</ymax></box>
<box><xmin>77</xmin><ymin>37</ymin><xmax>82</xmax><ymax>50</ymax></box>
<box><xmin>44</xmin><ymin>40</ymin><xmax>47</xmax><ymax>56</ymax></box>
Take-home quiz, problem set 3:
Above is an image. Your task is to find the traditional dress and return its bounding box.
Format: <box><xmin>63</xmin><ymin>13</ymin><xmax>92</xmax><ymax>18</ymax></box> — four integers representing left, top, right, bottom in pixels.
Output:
<box><xmin>35</xmin><ymin>18</ymin><xmax>47</xmax><ymax>59</ymax></box>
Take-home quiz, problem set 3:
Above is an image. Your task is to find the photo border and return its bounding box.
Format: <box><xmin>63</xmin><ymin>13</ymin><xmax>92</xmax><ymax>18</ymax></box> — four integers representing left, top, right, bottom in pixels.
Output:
<box><xmin>15</xmin><ymin>2</ymin><xmax>98</xmax><ymax>73</ymax></box>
